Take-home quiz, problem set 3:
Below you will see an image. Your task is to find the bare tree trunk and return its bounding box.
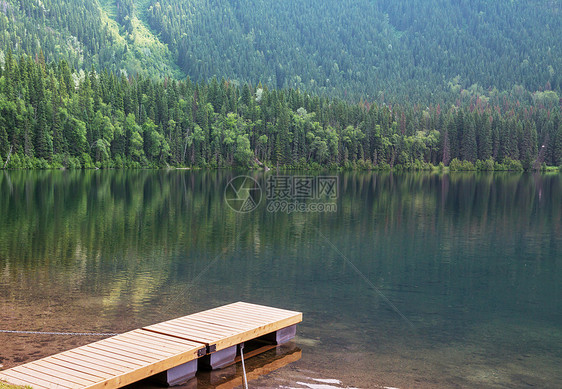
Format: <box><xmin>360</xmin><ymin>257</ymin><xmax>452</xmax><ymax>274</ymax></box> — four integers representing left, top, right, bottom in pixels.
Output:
<box><xmin>4</xmin><ymin>145</ymin><xmax>13</xmax><ymax>169</ymax></box>
<box><xmin>254</xmin><ymin>156</ymin><xmax>269</xmax><ymax>171</ymax></box>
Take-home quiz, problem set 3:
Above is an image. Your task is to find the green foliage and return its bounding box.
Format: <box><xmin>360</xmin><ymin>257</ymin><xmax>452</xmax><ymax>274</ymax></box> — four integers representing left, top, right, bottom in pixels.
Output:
<box><xmin>0</xmin><ymin>55</ymin><xmax>561</xmax><ymax>171</ymax></box>
<box><xmin>495</xmin><ymin>158</ymin><xmax>524</xmax><ymax>172</ymax></box>
<box><xmin>234</xmin><ymin>134</ymin><xmax>254</xmax><ymax>168</ymax></box>
<box><xmin>0</xmin><ymin>0</ymin><xmax>182</xmax><ymax>80</ymax></box>
<box><xmin>449</xmin><ymin>159</ymin><xmax>476</xmax><ymax>172</ymax></box>
<box><xmin>66</xmin><ymin>156</ymin><xmax>82</xmax><ymax>169</ymax></box>
<box><xmin>532</xmin><ymin>91</ymin><xmax>560</xmax><ymax>108</ymax></box>
<box><xmin>1</xmin><ymin>0</ymin><xmax>561</xmax><ymax>106</ymax></box>
<box><xmin>476</xmin><ymin>158</ymin><xmax>496</xmax><ymax>172</ymax></box>
<box><xmin>144</xmin><ymin>0</ymin><xmax>561</xmax><ymax>101</ymax></box>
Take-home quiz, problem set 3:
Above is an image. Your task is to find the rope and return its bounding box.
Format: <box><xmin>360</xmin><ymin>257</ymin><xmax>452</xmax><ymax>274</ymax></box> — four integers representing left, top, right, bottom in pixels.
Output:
<box><xmin>0</xmin><ymin>330</ymin><xmax>119</xmax><ymax>336</ymax></box>
<box><xmin>240</xmin><ymin>343</ymin><xmax>249</xmax><ymax>389</ymax></box>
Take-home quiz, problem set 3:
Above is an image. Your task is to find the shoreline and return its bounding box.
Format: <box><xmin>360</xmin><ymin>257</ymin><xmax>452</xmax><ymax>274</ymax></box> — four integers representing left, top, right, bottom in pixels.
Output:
<box><xmin>1</xmin><ymin>166</ymin><xmax>561</xmax><ymax>173</ymax></box>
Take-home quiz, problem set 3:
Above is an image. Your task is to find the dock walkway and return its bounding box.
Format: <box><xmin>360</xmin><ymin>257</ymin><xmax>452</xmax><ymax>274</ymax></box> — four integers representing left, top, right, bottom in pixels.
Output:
<box><xmin>0</xmin><ymin>302</ymin><xmax>302</xmax><ymax>388</ymax></box>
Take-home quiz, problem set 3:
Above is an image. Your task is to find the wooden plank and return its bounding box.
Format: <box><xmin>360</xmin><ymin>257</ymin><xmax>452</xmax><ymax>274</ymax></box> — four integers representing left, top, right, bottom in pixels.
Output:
<box><xmin>33</xmin><ymin>359</ymin><xmax>108</xmax><ymax>381</ymax></box>
<box><xmin>225</xmin><ymin>306</ymin><xmax>301</xmax><ymax>322</ymax></box>
<box><xmin>200</xmin><ymin>308</ymin><xmax>301</xmax><ymax>333</ymax></box>
<box><xmin>148</xmin><ymin>319</ymin><xmax>233</xmax><ymax>337</ymax></box>
<box><xmin>119</xmin><ymin>331</ymin><xmax>194</xmax><ymax>350</ymax></box>
<box><xmin>222</xmin><ymin>306</ymin><xmax>290</xmax><ymax>318</ymax></box>
<box><xmin>231</xmin><ymin>301</ymin><xmax>301</xmax><ymax>316</ymax></box>
<box><xmin>185</xmin><ymin>316</ymin><xmax>253</xmax><ymax>331</ymax></box>
<box><xmin>19</xmin><ymin>363</ymin><xmax>94</xmax><ymax>387</ymax></box>
<box><xmin>143</xmin><ymin>327</ymin><xmax>215</xmax><ymax>344</ymax></box>
<box><xmin>165</xmin><ymin>318</ymin><xmax>239</xmax><ymax>336</ymax></box>
<box><xmin>191</xmin><ymin>311</ymin><xmax>271</xmax><ymax>327</ymax></box>
<box><xmin>86</xmin><ymin>341</ymin><xmax>163</xmax><ymax>363</ymax></box>
<box><xmin>101</xmin><ymin>337</ymin><xmax>175</xmax><ymax>358</ymax></box>
<box><xmin>9</xmin><ymin>365</ymin><xmax>79</xmax><ymax>388</ymax></box>
<box><xmin>216</xmin><ymin>302</ymin><xmax>295</xmax><ymax>317</ymax></box>
<box><xmin>115</xmin><ymin>333</ymin><xmax>188</xmax><ymax>353</ymax></box>
<box><xmin>37</xmin><ymin>358</ymin><xmax>112</xmax><ymax>381</ymax></box>
<box><xmin>123</xmin><ymin>329</ymin><xmax>196</xmax><ymax>346</ymax></box>
<box><xmin>0</xmin><ymin>372</ymin><xmax>52</xmax><ymax>389</ymax></box>
<box><xmin>52</xmin><ymin>353</ymin><xmax>128</xmax><ymax>376</ymax></box>
<box><xmin>98</xmin><ymin>337</ymin><xmax>175</xmax><ymax>359</ymax></box>
<box><xmin>195</xmin><ymin>307</ymin><xmax>283</xmax><ymax>322</ymax></box>
<box><xmin>146</xmin><ymin>303</ymin><xmax>302</xmax><ymax>352</ymax></box>
<box><xmin>69</xmin><ymin>347</ymin><xmax>144</xmax><ymax>370</ymax></box>
<box><xmin>83</xmin><ymin>342</ymin><xmax>157</xmax><ymax>363</ymax></box>
<box><xmin>145</xmin><ymin>323</ymin><xmax>219</xmax><ymax>341</ymax></box>
<box><xmin>0</xmin><ymin>370</ymin><xmax>59</xmax><ymax>389</ymax></box>
<box><xmin>205</xmin><ymin>315</ymin><xmax>302</xmax><ymax>351</ymax></box>
<box><xmin>172</xmin><ymin>315</ymin><xmax>242</xmax><ymax>329</ymax></box>
<box><xmin>134</xmin><ymin>329</ymin><xmax>204</xmax><ymax>347</ymax></box>
<box><xmin>82</xmin><ymin>348</ymin><xmax>202</xmax><ymax>389</ymax></box>
<box><xmin>21</xmin><ymin>361</ymin><xmax>101</xmax><ymax>386</ymax></box>
<box><xmin>211</xmin><ymin>307</ymin><xmax>286</xmax><ymax>322</ymax></box>
<box><xmin>13</xmin><ymin>342</ymin><xmax>204</xmax><ymax>389</ymax></box>
<box><xmin>173</xmin><ymin>315</ymin><xmax>248</xmax><ymax>330</ymax></box>
<box><xmin>84</xmin><ymin>343</ymin><xmax>157</xmax><ymax>364</ymax></box>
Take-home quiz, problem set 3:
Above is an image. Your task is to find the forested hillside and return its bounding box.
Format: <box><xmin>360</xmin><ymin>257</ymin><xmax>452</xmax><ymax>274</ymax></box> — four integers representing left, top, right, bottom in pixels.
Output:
<box><xmin>0</xmin><ymin>1</ymin><xmax>561</xmax><ymax>170</ymax></box>
<box><xmin>0</xmin><ymin>0</ymin><xmax>181</xmax><ymax>78</ymax></box>
<box><xmin>1</xmin><ymin>56</ymin><xmax>560</xmax><ymax>171</ymax></box>
<box><xmin>1</xmin><ymin>0</ymin><xmax>560</xmax><ymax>102</ymax></box>
<box><xmin>145</xmin><ymin>0</ymin><xmax>561</xmax><ymax>101</ymax></box>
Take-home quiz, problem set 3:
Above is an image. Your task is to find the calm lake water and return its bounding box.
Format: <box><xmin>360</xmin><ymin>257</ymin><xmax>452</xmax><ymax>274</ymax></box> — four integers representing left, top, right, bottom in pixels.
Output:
<box><xmin>1</xmin><ymin>170</ymin><xmax>561</xmax><ymax>388</ymax></box>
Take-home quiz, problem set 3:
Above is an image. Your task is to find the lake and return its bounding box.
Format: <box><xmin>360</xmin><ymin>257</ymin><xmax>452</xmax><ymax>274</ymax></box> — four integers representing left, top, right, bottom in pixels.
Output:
<box><xmin>0</xmin><ymin>170</ymin><xmax>561</xmax><ymax>388</ymax></box>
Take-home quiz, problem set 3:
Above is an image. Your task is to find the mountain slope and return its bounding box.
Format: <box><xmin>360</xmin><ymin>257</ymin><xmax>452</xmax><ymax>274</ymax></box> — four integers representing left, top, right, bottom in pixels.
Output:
<box><xmin>0</xmin><ymin>0</ymin><xmax>561</xmax><ymax>102</ymax></box>
<box><xmin>144</xmin><ymin>0</ymin><xmax>561</xmax><ymax>101</ymax></box>
<box><xmin>0</xmin><ymin>0</ymin><xmax>182</xmax><ymax>78</ymax></box>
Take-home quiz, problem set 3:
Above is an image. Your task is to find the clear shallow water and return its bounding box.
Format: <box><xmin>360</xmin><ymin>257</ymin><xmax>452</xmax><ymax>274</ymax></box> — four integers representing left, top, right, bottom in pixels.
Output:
<box><xmin>0</xmin><ymin>170</ymin><xmax>561</xmax><ymax>388</ymax></box>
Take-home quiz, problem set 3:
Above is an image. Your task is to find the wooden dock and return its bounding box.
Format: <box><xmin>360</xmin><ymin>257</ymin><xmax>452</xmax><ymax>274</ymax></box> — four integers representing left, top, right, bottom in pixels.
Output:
<box><xmin>0</xmin><ymin>302</ymin><xmax>302</xmax><ymax>388</ymax></box>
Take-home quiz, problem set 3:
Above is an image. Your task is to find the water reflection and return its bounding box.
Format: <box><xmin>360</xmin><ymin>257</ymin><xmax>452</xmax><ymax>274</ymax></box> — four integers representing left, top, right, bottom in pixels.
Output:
<box><xmin>0</xmin><ymin>171</ymin><xmax>561</xmax><ymax>387</ymax></box>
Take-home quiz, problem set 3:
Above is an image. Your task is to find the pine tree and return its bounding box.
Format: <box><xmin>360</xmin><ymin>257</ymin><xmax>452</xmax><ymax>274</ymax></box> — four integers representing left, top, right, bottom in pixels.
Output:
<box><xmin>477</xmin><ymin>115</ymin><xmax>492</xmax><ymax>161</ymax></box>
<box><xmin>461</xmin><ymin>114</ymin><xmax>477</xmax><ymax>162</ymax></box>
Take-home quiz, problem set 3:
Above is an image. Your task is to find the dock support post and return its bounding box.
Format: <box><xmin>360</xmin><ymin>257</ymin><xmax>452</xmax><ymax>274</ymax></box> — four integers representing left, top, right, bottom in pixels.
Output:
<box><xmin>152</xmin><ymin>359</ymin><xmax>198</xmax><ymax>386</ymax></box>
<box><xmin>200</xmin><ymin>345</ymin><xmax>237</xmax><ymax>370</ymax></box>
<box><xmin>261</xmin><ymin>324</ymin><xmax>297</xmax><ymax>344</ymax></box>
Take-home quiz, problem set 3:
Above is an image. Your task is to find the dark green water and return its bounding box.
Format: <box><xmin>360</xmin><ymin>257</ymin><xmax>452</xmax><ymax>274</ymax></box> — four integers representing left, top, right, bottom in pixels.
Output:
<box><xmin>0</xmin><ymin>171</ymin><xmax>561</xmax><ymax>388</ymax></box>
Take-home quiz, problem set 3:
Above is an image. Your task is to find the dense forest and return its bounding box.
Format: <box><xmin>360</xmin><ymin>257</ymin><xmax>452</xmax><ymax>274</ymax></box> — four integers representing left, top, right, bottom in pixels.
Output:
<box><xmin>0</xmin><ymin>1</ymin><xmax>561</xmax><ymax>170</ymax></box>
<box><xmin>145</xmin><ymin>0</ymin><xmax>562</xmax><ymax>101</ymax></box>
<box><xmin>0</xmin><ymin>0</ymin><xmax>182</xmax><ymax>79</ymax></box>
<box><xmin>0</xmin><ymin>0</ymin><xmax>560</xmax><ymax>102</ymax></box>
<box><xmin>1</xmin><ymin>54</ymin><xmax>561</xmax><ymax>170</ymax></box>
